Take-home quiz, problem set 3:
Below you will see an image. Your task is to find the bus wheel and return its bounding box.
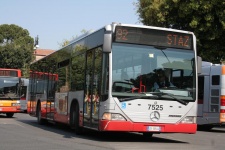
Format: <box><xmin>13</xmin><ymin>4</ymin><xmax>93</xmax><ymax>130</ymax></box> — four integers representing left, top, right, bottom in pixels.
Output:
<box><xmin>6</xmin><ymin>113</ymin><xmax>14</xmax><ymax>118</ymax></box>
<box><xmin>37</xmin><ymin>103</ymin><xmax>45</xmax><ymax>125</ymax></box>
<box><xmin>70</xmin><ymin>102</ymin><xmax>83</xmax><ymax>135</ymax></box>
<box><xmin>142</xmin><ymin>132</ymin><xmax>153</xmax><ymax>138</ymax></box>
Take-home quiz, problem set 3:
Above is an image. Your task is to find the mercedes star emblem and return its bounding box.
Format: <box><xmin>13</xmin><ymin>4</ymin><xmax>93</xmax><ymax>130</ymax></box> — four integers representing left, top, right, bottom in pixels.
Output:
<box><xmin>150</xmin><ymin>111</ymin><xmax>160</xmax><ymax>122</ymax></box>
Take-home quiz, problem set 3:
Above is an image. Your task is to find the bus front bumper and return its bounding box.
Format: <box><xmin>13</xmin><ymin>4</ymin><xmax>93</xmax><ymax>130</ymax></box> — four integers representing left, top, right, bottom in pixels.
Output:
<box><xmin>0</xmin><ymin>106</ymin><xmax>21</xmax><ymax>113</ymax></box>
<box><xmin>99</xmin><ymin>120</ymin><xmax>197</xmax><ymax>134</ymax></box>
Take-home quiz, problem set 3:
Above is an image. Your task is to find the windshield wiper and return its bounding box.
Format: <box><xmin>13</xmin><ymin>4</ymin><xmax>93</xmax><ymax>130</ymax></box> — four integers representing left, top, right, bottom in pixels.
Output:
<box><xmin>154</xmin><ymin>46</ymin><xmax>171</xmax><ymax>63</ymax></box>
<box><xmin>151</xmin><ymin>92</ymin><xmax>188</xmax><ymax>106</ymax></box>
<box><xmin>164</xmin><ymin>94</ymin><xmax>188</xmax><ymax>106</ymax></box>
<box><xmin>117</xmin><ymin>92</ymin><xmax>188</xmax><ymax>105</ymax></box>
<box><xmin>6</xmin><ymin>95</ymin><xmax>14</xmax><ymax>100</ymax></box>
<box><xmin>119</xmin><ymin>95</ymin><xmax>158</xmax><ymax>102</ymax></box>
<box><xmin>2</xmin><ymin>92</ymin><xmax>15</xmax><ymax>100</ymax></box>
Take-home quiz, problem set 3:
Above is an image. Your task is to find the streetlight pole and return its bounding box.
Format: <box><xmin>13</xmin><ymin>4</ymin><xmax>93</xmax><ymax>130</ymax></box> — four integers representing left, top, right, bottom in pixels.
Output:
<box><xmin>33</xmin><ymin>35</ymin><xmax>39</xmax><ymax>61</ymax></box>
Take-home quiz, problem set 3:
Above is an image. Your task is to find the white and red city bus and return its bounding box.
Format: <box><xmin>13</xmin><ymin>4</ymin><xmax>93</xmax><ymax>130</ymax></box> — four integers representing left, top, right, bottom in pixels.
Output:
<box><xmin>28</xmin><ymin>23</ymin><xmax>201</xmax><ymax>137</ymax></box>
<box><xmin>197</xmin><ymin>61</ymin><xmax>225</xmax><ymax>130</ymax></box>
<box><xmin>0</xmin><ymin>68</ymin><xmax>23</xmax><ymax>117</ymax></box>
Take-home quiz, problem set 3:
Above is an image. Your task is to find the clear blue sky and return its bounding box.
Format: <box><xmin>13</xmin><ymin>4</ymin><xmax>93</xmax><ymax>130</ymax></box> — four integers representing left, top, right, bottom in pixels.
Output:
<box><xmin>0</xmin><ymin>0</ymin><xmax>141</xmax><ymax>50</ymax></box>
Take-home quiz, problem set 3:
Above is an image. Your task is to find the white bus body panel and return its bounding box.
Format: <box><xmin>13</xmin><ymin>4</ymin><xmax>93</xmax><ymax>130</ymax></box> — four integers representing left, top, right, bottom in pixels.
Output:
<box><xmin>114</xmin><ymin>99</ymin><xmax>196</xmax><ymax>123</ymax></box>
<box><xmin>98</xmin><ymin>97</ymin><xmax>197</xmax><ymax>124</ymax></box>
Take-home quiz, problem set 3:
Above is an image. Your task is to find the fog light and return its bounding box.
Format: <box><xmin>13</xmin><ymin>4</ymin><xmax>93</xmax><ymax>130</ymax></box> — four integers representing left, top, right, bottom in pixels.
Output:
<box><xmin>102</xmin><ymin>113</ymin><xmax>126</xmax><ymax>121</ymax></box>
<box><xmin>12</xmin><ymin>103</ymin><xmax>20</xmax><ymax>106</ymax></box>
<box><xmin>181</xmin><ymin>116</ymin><xmax>196</xmax><ymax>124</ymax></box>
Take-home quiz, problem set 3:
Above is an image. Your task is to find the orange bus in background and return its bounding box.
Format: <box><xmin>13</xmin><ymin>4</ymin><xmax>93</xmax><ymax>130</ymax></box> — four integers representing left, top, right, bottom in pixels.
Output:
<box><xmin>0</xmin><ymin>68</ymin><xmax>23</xmax><ymax>117</ymax></box>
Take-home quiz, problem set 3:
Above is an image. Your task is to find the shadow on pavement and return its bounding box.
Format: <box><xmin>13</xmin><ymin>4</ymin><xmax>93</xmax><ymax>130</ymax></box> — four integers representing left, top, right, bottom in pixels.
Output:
<box><xmin>15</xmin><ymin>113</ymin><xmax>188</xmax><ymax>144</ymax></box>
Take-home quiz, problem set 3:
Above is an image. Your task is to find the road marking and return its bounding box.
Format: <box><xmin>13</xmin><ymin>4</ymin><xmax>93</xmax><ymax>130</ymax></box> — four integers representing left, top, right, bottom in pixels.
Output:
<box><xmin>0</xmin><ymin>120</ymin><xmax>25</xmax><ymax>128</ymax></box>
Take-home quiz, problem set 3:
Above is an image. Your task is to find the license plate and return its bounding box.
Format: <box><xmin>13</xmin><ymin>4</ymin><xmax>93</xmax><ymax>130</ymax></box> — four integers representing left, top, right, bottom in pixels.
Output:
<box><xmin>146</xmin><ymin>126</ymin><xmax>161</xmax><ymax>131</ymax></box>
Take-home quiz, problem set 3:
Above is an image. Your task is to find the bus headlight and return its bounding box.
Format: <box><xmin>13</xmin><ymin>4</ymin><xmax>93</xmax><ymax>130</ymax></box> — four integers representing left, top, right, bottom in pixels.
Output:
<box><xmin>12</xmin><ymin>103</ymin><xmax>20</xmax><ymax>106</ymax></box>
<box><xmin>102</xmin><ymin>113</ymin><xmax>126</xmax><ymax>121</ymax></box>
<box><xmin>180</xmin><ymin>116</ymin><xmax>196</xmax><ymax>124</ymax></box>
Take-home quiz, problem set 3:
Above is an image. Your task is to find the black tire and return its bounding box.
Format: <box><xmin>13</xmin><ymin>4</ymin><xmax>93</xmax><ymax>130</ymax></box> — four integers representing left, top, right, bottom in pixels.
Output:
<box><xmin>6</xmin><ymin>113</ymin><xmax>14</xmax><ymax>118</ymax></box>
<box><xmin>37</xmin><ymin>102</ymin><xmax>45</xmax><ymax>125</ymax></box>
<box><xmin>70</xmin><ymin>102</ymin><xmax>83</xmax><ymax>135</ymax></box>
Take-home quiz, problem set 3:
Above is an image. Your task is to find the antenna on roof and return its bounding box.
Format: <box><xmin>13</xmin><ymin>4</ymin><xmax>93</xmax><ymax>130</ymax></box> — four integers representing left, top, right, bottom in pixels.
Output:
<box><xmin>34</xmin><ymin>35</ymin><xmax>39</xmax><ymax>49</ymax></box>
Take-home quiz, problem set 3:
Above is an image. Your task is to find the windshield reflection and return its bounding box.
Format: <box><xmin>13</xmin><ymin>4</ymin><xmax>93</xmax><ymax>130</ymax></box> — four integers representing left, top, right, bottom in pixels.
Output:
<box><xmin>111</xmin><ymin>43</ymin><xmax>196</xmax><ymax>100</ymax></box>
<box><xmin>0</xmin><ymin>77</ymin><xmax>20</xmax><ymax>99</ymax></box>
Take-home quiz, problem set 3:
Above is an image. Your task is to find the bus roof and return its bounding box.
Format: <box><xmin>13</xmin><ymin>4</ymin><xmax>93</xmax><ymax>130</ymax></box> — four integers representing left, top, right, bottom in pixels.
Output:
<box><xmin>119</xmin><ymin>23</ymin><xmax>194</xmax><ymax>34</ymax></box>
<box><xmin>202</xmin><ymin>61</ymin><xmax>222</xmax><ymax>67</ymax></box>
<box><xmin>64</xmin><ymin>22</ymin><xmax>195</xmax><ymax>50</ymax></box>
<box><xmin>31</xmin><ymin>22</ymin><xmax>195</xmax><ymax>64</ymax></box>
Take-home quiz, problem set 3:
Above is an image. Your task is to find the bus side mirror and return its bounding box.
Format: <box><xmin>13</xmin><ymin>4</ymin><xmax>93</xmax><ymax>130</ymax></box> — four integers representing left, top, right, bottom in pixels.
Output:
<box><xmin>103</xmin><ymin>25</ymin><xmax>112</xmax><ymax>53</ymax></box>
<box><xmin>197</xmin><ymin>56</ymin><xmax>202</xmax><ymax>74</ymax></box>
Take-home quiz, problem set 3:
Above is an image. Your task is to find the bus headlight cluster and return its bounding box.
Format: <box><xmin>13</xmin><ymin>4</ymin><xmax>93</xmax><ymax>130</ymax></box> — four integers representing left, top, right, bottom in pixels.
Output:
<box><xmin>12</xmin><ymin>103</ymin><xmax>20</xmax><ymax>106</ymax></box>
<box><xmin>102</xmin><ymin>113</ymin><xmax>126</xmax><ymax>121</ymax></box>
<box><xmin>180</xmin><ymin>116</ymin><xmax>196</xmax><ymax>124</ymax></box>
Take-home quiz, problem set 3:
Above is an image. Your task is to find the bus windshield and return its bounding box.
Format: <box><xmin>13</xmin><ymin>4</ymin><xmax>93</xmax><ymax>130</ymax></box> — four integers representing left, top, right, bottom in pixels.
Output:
<box><xmin>0</xmin><ymin>77</ymin><xmax>20</xmax><ymax>99</ymax></box>
<box><xmin>111</xmin><ymin>43</ymin><xmax>196</xmax><ymax>101</ymax></box>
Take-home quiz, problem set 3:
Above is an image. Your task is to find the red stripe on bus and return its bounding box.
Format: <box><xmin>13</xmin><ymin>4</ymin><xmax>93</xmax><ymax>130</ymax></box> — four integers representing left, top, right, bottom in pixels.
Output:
<box><xmin>99</xmin><ymin>120</ymin><xmax>197</xmax><ymax>134</ymax></box>
<box><xmin>220</xmin><ymin>110</ymin><xmax>225</xmax><ymax>113</ymax></box>
<box><xmin>0</xmin><ymin>106</ymin><xmax>21</xmax><ymax>112</ymax></box>
<box><xmin>221</xmin><ymin>97</ymin><xmax>225</xmax><ymax>106</ymax></box>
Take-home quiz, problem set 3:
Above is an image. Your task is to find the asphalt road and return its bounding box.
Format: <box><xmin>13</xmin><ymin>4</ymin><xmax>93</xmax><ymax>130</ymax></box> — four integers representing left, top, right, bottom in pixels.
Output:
<box><xmin>0</xmin><ymin>113</ymin><xmax>225</xmax><ymax>150</ymax></box>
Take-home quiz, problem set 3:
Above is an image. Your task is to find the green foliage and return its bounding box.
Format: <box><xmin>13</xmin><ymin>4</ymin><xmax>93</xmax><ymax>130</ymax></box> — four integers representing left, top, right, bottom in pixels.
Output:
<box><xmin>0</xmin><ymin>24</ymin><xmax>34</xmax><ymax>77</ymax></box>
<box><xmin>136</xmin><ymin>0</ymin><xmax>225</xmax><ymax>63</ymax></box>
<box><xmin>58</xmin><ymin>39</ymin><xmax>70</xmax><ymax>48</ymax></box>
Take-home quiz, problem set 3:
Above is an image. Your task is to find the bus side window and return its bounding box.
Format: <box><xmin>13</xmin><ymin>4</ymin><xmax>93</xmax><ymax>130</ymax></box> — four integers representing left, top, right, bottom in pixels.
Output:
<box><xmin>198</xmin><ymin>76</ymin><xmax>204</xmax><ymax>100</ymax></box>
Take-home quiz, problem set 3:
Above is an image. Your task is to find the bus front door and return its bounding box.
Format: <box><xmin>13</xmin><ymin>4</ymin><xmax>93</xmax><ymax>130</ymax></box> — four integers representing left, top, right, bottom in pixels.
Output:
<box><xmin>83</xmin><ymin>49</ymin><xmax>101</xmax><ymax>129</ymax></box>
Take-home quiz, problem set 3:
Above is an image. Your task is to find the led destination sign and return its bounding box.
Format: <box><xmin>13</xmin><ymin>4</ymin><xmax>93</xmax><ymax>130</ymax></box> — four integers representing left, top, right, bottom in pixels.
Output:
<box><xmin>114</xmin><ymin>26</ymin><xmax>193</xmax><ymax>50</ymax></box>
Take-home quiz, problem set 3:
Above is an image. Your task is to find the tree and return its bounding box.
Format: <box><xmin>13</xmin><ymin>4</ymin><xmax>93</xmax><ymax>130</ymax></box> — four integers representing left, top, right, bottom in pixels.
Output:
<box><xmin>0</xmin><ymin>24</ymin><xmax>34</xmax><ymax>77</ymax></box>
<box><xmin>136</xmin><ymin>0</ymin><xmax>225</xmax><ymax>63</ymax></box>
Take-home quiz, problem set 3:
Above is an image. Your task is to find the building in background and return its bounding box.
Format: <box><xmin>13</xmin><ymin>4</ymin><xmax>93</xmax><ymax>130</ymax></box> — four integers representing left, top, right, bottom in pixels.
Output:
<box><xmin>33</xmin><ymin>49</ymin><xmax>55</xmax><ymax>61</ymax></box>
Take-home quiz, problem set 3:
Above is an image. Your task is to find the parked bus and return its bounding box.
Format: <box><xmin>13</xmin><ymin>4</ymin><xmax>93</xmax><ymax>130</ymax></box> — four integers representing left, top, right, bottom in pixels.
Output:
<box><xmin>28</xmin><ymin>23</ymin><xmax>201</xmax><ymax>137</ymax></box>
<box><xmin>20</xmin><ymin>78</ymin><xmax>29</xmax><ymax>112</ymax></box>
<box><xmin>27</xmin><ymin>71</ymin><xmax>58</xmax><ymax>118</ymax></box>
<box><xmin>197</xmin><ymin>61</ymin><xmax>225</xmax><ymax>130</ymax></box>
<box><xmin>0</xmin><ymin>68</ymin><xmax>23</xmax><ymax>117</ymax></box>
